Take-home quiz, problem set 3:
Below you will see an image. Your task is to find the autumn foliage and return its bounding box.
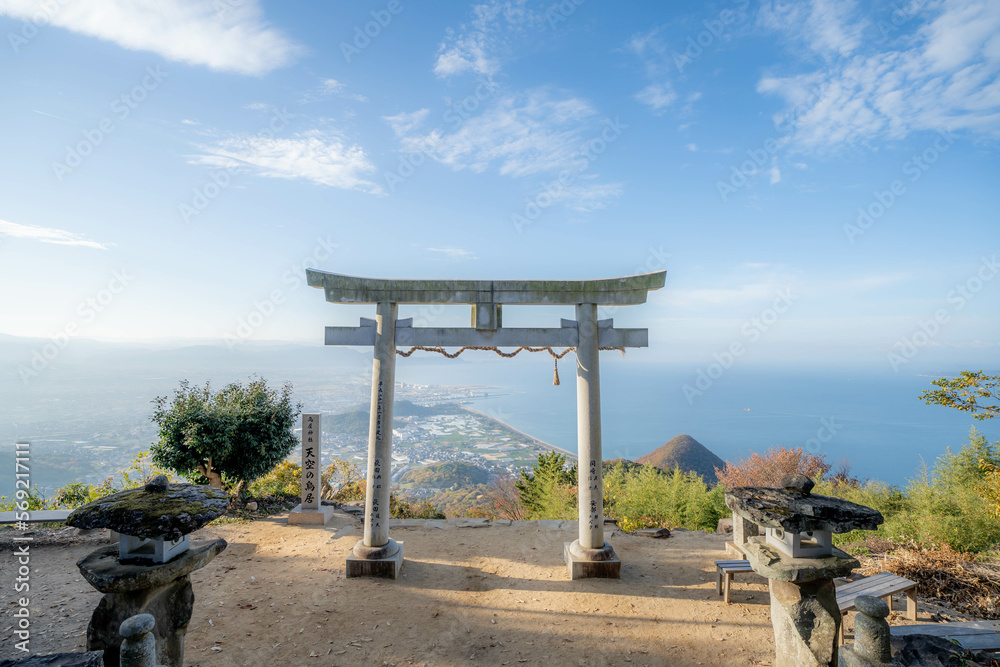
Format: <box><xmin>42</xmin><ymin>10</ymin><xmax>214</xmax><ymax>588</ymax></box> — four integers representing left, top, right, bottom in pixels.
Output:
<box><xmin>714</xmin><ymin>446</ymin><xmax>830</xmax><ymax>489</ymax></box>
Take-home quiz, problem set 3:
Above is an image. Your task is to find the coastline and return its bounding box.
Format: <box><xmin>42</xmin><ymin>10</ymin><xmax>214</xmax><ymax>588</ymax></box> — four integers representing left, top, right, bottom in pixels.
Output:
<box><xmin>460</xmin><ymin>405</ymin><xmax>578</xmax><ymax>460</ymax></box>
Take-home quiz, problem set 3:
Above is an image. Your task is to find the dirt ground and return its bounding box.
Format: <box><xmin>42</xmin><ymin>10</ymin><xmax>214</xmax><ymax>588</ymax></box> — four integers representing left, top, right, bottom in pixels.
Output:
<box><xmin>0</xmin><ymin>512</ymin><xmax>931</xmax><ymax>667</ymax></box>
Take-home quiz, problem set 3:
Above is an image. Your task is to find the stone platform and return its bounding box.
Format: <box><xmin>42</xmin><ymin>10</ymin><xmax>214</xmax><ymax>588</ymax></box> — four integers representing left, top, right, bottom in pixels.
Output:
<box><xmin>287</xmin><ymin>503</ymin><xmax>337</xmax><ymax>525</ymax></box>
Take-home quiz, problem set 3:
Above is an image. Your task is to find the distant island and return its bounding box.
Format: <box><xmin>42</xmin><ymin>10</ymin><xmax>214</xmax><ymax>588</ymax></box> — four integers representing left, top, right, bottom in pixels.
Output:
<box><xmin>635</xmin><ymin>434</ymin><xmax>725</xmax><ymax>485</ymax></box>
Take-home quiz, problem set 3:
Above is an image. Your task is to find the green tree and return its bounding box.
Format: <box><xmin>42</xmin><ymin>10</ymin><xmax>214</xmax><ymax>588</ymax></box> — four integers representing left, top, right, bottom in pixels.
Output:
<box><xmin>921</xmin><ymin>371</ymin><xmax>1000</xmax><ymax>421</ymax></box>
<box><xmin>150</xmin><ymin>377</ymin><xmax>301</xmax><ymax>500</ymax></box>
<box><xmin>515</xmin><ymin>451</ymin><xmax>577</xmax><ymax>518</ymax></box>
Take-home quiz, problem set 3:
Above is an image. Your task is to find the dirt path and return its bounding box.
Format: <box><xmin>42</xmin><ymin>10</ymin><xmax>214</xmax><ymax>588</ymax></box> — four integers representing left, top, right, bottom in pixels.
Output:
<box><xmin>1</xmin><ymin>514</ymin><xmax>781</xmax><ymax>666</ymax></box>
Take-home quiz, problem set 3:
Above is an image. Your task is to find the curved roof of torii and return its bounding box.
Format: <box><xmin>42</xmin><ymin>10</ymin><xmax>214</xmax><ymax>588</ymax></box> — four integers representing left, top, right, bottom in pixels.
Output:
<box><xmin>306</xmin><ymin>270</ymin><xmax>666</xmax><ymax>305</ymax></box>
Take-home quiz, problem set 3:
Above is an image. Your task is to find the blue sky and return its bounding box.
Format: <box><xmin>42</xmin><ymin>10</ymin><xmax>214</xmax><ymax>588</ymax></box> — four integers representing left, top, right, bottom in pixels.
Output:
<box><xmin>1</xmin><ymin>0</ymin><xmax>998</xmax><ymax>371</ymax></box>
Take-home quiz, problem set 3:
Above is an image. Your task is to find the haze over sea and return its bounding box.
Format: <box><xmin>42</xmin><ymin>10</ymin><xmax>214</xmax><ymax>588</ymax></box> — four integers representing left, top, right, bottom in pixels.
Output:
<box><xmin>399</xmin><ymin>357</ymin><xmax>994</xmax><ymax>487</ymax></box>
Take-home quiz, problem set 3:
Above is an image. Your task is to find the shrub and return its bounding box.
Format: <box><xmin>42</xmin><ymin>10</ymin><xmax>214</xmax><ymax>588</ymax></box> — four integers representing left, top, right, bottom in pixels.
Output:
<box><xmin>151</xmin><ymin>377</ymin><xmax>301</xmax><ymax>499</ymax></box>
<box><xmin>605</xmin><ymin>463</ymin><xmax>725</xmax><ymax>532</ymax></box>
<box><xmin>715</xmin><ymin>446</ymin><xmax>830</xmax><ymax>489</ymax></box>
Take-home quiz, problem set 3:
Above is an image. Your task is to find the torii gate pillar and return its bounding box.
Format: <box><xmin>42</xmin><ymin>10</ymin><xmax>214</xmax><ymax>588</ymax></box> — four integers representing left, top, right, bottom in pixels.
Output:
<box><xmin>564</xmin><ymin>302</ymin><xmax>621</xmax><ymax>578</ymax></box>
<box><xmin>345</xmin><ymin>300</ymin><xmax>404</xmax><ymax>578</ymax></box>
<box><xmin>306</xmin><ymin>269</ymin><xmax>666</xmax><ymax>581</ymax></box>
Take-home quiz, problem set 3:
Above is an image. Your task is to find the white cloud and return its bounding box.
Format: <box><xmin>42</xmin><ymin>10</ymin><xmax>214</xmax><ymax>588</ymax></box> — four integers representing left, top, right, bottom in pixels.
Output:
<box><xmin>300</xmin><ymin>79</ymin><xmax>368</xmax><ymax>104</ymax></box>
<box><xmin>180</xmin><ymin>119</ymin><xmax>200</xmax><ymax>126</ymax></box>
<box><xmin>0</xmin><ymin>219</ymin><xmax>109</xmax><ymax>250</ymax></box>
<box><xmin>0</xmin><ymin>0</ymin><xmax>299</xmax><ymax>76</ymax></box>
<box><xmin>384</xmin><ymin>109</ymin><xmax>431</xmax><ymax>138</ymax></box>
<box><xmin>189</xmin><ymin>131</ymin><xmax>382</xmax><ymax>194</ymax></box>
<box><xmin>759</xmin><ymin>0</ymin><xmax>1000</xmax><ymax>149</ymax></box>
<box><xmin>546</xmin><ymin>180</ymin><xmax>624</xmax><ymax>213</ymax></box>
<box><xmin>758</xmin><ymin>0</ymin><xmax>867</xmax><ymax>57</ymax></box>
<box><xmin>768</xmin><ymin>159</ymin><xmax>781</xmax><ymax>184</ymax></box>
<box><xmin>398</xmin><ymin>91</ymin><xmax>597</xmax><ymax>177</ymax></box>
<box><xmin>433</xmin><ymin>0</ymin><xmax>541</xmax><ymax>78</ymax></box>
<box><xmin>427</xmin><ymin>247</ymin><xmax>477</xmax><ymax>260</ymax></box>
<box><xmin>635</xmin><ymin>82</ymin><xmax>678</xmax><ymax>112</ymax></box>
<box><xmin>686</xmin><ymin>143</ymin><xmax>698</xmax><ymax>152</ymax></box>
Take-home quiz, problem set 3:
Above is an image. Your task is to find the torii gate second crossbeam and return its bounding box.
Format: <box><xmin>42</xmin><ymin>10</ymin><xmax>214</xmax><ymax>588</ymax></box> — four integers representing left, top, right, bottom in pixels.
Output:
<box><xmin>307</xmin><ymin>269</ymin><xmax>666</xmax><ymax>580</ymax></box>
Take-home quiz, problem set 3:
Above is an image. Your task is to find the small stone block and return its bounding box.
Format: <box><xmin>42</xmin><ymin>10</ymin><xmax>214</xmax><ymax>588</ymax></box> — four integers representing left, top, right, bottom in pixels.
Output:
<box><xmin>287</xmin><ymin>504</ymin><xmax>336</xmax><ymax>525</ymax></box>
<box><xmin>563</xmin><ymin>542</ymin><xmax>621</xmax><ymax>580</ymax></box>
<box><xmin>346</xmin><ymin>541</ymin><xmax>404</xmax><ymax>579</ymax></box>
<box><xmin>725</xmin><ymin>541</ymin><xmax>746</xmax><ymax>558</ymax></box>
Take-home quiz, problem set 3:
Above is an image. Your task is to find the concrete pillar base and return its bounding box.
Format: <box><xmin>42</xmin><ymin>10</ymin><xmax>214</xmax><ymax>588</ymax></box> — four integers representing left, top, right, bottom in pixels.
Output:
<box><xmin>346</xmin><ymin>539</ymin><xmax>404</xmax><ymax>579</ymax></box>
<box><xmin>287</xmin><ymin>504</ymin><xmax>336</xmax><ymax>525</ymax></box>
<box><xmin>564</xmin><ymin>540</ymin><xmax>621</xmax><ymax>579</ymax></box>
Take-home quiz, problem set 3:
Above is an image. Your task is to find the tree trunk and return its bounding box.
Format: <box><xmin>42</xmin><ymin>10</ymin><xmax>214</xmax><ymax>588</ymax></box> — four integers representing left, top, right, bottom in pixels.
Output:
<box><xmin>197</xmin><ymin>461</ymin><xmax>224</xmax><ymax>489</ymax></box>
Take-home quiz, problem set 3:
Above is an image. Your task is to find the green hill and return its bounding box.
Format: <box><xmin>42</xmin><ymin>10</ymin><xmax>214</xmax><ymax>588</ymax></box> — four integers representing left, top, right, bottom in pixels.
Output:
<box><xmin>400</xmin><ymin>461</ymin><xmax>491</xmax><ymax>488</ymax></box>
<box><xmin>634</xmin><ymin>434</ymin><xmax>725</xmax><ymax>485</ymax></box>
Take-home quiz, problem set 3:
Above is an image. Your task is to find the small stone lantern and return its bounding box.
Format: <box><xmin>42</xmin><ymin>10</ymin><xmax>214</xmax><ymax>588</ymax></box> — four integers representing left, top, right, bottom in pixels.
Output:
<box><xmin>726</xmin><ymin>474</ymin><xmax>883</xmax><ymax>667</ymax></box>
<box><xmin>66</xmin><ymin>476</ymin><xmax>230</xmax><ymax>667</ymax></box>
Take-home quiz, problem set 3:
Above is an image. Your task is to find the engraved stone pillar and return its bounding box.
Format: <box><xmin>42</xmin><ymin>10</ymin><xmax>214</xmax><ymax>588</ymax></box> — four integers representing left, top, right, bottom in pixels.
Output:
<box><xmin>564</xmin><ymin>303</ymin><xmax>620</xmax><ymax>579</ymax></box>
<box><xmin>288</xmin><ymin>413</ymin><xmax>335</xmax><ymax>524</ymax></box>
<box><xmin>347</xmin><ymin>300</ymin><xmax>403</xmax><ymax>578</ymax></box>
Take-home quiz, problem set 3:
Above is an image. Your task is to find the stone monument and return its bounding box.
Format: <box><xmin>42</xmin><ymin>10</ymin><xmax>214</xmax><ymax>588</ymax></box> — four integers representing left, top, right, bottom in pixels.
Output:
<box><xmin>288</xmin><ymin>413</ymin><xmax>336</xmax><ymax>524</ymax></box>
<box><xmin>67</xmin><ymin>476</ymin><xmax>229</xmax><ymax>667</ymax></box>
<box><xmin>726</xmin><ymin>474</ymin><xmax>884</xmax><ymax>667</ymax></box>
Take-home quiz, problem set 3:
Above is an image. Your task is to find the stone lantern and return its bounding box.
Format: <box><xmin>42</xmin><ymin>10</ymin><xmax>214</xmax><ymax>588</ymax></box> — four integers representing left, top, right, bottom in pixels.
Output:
<box><xmin>725</xmin><ymin>474</ymin><xmax>883</xmax><ymax>667</ymax></box>
<box><xmin>66</xmin><ymin>476</ymin><xmax>229</xmax><ymax>667</ymax></box>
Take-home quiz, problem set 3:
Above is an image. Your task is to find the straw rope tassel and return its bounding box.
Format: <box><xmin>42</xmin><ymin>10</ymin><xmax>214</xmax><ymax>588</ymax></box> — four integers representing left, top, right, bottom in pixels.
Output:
<box><xmin>553</xmin><ymin>358</ymin><xmax>560</xmax><ymax>385</ymax></box>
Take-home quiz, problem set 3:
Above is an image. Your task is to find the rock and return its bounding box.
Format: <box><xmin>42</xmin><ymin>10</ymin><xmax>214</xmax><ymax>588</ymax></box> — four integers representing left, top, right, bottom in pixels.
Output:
<box><xmin>245</xmin><ymin>502</ymin><xmax>258</xmax><ymax>512</ymax></box>
<box><xmin>67</xmin><ymin>484</ymin><xmax>229</xmax><ymax>541</ymax></box>
<box><xmin>854</xmin><ymin>594</ymin><xmax>889</xmax><ymax>618</ymax></box>
<box><xmin>119</xmin><ymin>614</ymin><xmax>157</xmax><ymax>667</ymax></box>
<box><xmin>716</xmin><ymin>518</ymin><xmax>733</xmax><ymax>534</ymax></box>
<box><xmin>144</xmin><ymin>475</ymin><xmax>169</xmax><ymax>493</ymax></box>
<box><xmin>634</xmin><ymin>528</ymin><xmax>671</xmax><ymax>539</ymax></box>
<box><xmin>780</xmin><ymin>473</ymin><xmax>814</xmax><ymax>495</ymax></box>
<box><xmin>725</xmin><ymin>484</ymin><xmax>883</xmax><ymax>534</ymax></box>
<box><xmin>0</xmin><ymin>653</ymin><xmax>105</xmax><ymax>667</ymax></box>
<box><xmin>890</xmin><ymin>633</ymin><xmax>999</xmax><ymax>666</ymax></box>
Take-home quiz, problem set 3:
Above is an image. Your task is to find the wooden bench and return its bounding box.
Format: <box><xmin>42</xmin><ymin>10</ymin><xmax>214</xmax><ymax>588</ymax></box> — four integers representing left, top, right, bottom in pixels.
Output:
<box><xmin>837</xmin><ymin>572</ymin><xmax>918</xmax><ymax>643</ymax></box>
<box><xmin>0</xmin><ymin>510</ymin><xmax>72</xmax><ymax>524</ymax></box>
<box><xmin>715</xmin><ymin>559</ymin><xmax>755</xmax><ymax>604</ymax></box>
<box><xmin>890</xmin><ymin>620</ymin><xmax>1000</xmax><ymax>652</ymax></box>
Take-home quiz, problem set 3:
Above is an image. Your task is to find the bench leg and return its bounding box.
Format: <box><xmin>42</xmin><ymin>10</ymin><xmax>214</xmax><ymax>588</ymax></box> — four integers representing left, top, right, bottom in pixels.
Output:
<box><xmin>839</xmin><ymin>613</ymin><xmax>846</xmax><ymax>645</ymax></box>
<box><xmin>724</xmin><ymin>573</ymin><xmax>732</xmax><ymax>604</ymax></box>
<box><xmin>906</xmin><ymin>588</ymin><xmax>917</xmax><ymax>621</ymax></box>
<box><xmin>885</xmin><ymin>594</ymin><xmax>893</xmax><ymax>613</ymax></box>
<box><xmin>717</xmin><ymin>569</ymin><xmax>723</xmax><ymax>596</ymax></box>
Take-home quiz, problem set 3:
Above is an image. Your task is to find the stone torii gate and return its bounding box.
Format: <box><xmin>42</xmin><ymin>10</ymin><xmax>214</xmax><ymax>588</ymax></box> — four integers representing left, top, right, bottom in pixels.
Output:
<box><xmin>307</xmin><ymin>270</ymin><xmax>666</xmax><ymax>579</ymax></box>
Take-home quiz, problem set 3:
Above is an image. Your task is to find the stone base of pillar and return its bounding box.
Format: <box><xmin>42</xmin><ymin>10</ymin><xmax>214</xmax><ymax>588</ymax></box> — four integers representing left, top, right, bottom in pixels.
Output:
<box><xmin>346</xmin><ymin>539</ymin><xmax>404</xmax><ymax>579</ymax></box>
<box><xmin>563</xmin><ymin>540</ymin><xmax>621</xmax><ymax>580</ymax></box>
<box><xmin>769</xmin><ymin>578</ymin><xmax>841</xmax><ymax>667</ymax></box>
<box><xmin>287</xmin><ymin>503</ymin><xmax>337</xmax><ymax>525</ymax></box>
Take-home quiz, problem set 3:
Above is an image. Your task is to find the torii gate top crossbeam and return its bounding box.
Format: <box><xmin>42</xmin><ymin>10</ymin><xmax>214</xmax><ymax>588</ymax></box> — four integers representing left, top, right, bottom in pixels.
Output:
<box><xmin>306</xmin><ymin>270</ymin><xmax>666</xmax><ymax>305</ymax></box>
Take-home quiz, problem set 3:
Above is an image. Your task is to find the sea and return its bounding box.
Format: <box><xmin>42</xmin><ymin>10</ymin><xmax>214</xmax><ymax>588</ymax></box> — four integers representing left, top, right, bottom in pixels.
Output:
<box><xmin>396</xmin><ymin>357</ymin><xmax>995</xmax><ymax>487</ymax></box>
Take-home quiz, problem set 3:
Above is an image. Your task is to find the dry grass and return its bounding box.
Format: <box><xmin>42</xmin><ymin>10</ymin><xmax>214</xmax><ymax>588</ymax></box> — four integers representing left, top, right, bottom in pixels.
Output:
<box><xmin>857</xmin><ymin>541</ymin><xmax>1000</xmax><ymax>619</ymax></box>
